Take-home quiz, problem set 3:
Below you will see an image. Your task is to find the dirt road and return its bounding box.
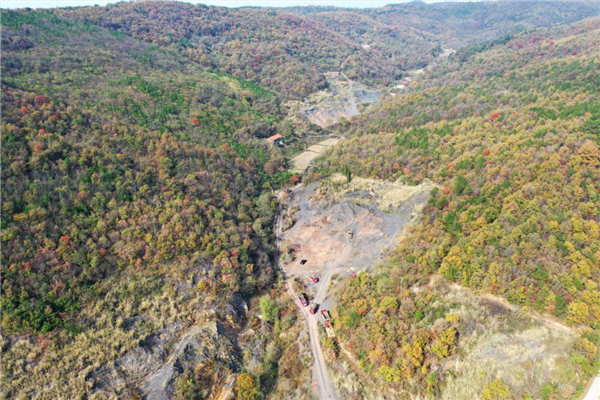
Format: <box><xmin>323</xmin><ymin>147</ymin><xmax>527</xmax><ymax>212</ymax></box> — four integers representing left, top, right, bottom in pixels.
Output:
<box><xmin>340</xmin><ymin>71</ymin><xmax>358</xmax><ymax>116</ymax></box>
<box><xmin>275</xmin><ymin>189</ymin><xmax>339</xmax><ymax>400</ymax></box>
<box><xmin>583</xmin><ymin>375</ymin><xmax>600</xmax><ymax>400</ymax></box>
<box><xmin>274</xmin><ymin>179</ymin><xmax>433</xmax><ymax>399</ymax></box>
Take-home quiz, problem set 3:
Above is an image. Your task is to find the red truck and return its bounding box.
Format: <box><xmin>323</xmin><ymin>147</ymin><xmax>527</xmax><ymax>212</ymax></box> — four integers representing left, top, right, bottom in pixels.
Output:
<box><xmin>321</xmin><ymin>309</ymin><xmax>335</xmax><ymax>337</ymax></box>
<box><xmin>310</xmin><ymin>303</ymin><xmax>319</xmax><ymax>314</ymax></box>
<box><xmin>299</xmin><ymin>294</ymin><xmax>309</xmax><ymax>307</ymax></box>
<box><xmin>309</xmin><ymin>276</ymin><xmax>319</xmax><ymax>283</ymax></box>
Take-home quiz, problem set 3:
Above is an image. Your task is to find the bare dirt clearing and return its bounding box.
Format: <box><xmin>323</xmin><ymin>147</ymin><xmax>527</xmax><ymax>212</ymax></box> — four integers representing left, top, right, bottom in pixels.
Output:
<box><xmin>277</xmin><ymin>177</ymin><xmax>434</xmax><ymax>399</ymax></box>
<box><xmin>299</xmin><ymin>74</ymin><xmax>380</xmax><ymax>128</ymax></box>
<box><xmin>281</xmin><ymin>177</ymin><xmax>435</xmax><ymax>303</ymax></box>
<box><xmin>289</xmin><ymin>138</ymin><xmax>340</xmax><ymax>174</ymax></box>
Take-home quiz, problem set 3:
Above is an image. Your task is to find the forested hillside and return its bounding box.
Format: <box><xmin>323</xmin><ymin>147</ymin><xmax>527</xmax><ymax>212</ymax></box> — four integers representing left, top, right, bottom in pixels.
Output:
<box><xmin>312</xmin><ymin>16</ymin><xmax>600</xmax><ymax>399</ymax></box>
<box><xmin>1</xmin><ymin>9</ymin><xmax>307</xmax><ymax>399</ymax></box>
<box><xmin>56</xmin><ymin>2</ymin><xmax>380</xmax><ymax>98</ymax></box>
<box><xmin>57</xmin><ymin>1</ymin><xmax>598</xmax><ymax>98</ymax></box>
<box><xmin>284</xmin><ymin>1</ymin><xmax>599</xmax><ymax>70</ymax></box>
<box><xmin>1</xmin><ymin>7</ymin><xmax>292</xmax><ymax>334</ymax></box>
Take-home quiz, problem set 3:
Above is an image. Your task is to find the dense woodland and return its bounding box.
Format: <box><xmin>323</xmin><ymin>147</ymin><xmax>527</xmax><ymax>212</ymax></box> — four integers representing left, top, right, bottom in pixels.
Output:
<box><xmin>1</xmin><ymin>1</ymin><xmax>599</xmax><ymax>399</ymax></box>
<box><xmin>56</xmin><ymin>1</ymin><xmax>598</xmax><ymax>98</ymax></box>
<box><xmin>1</xmin><ymin>9</ymin><xmax>303</xmax><ymax>399</ymax></box>
<box><xmin>283</xmin><ymin>1</ymin><xmax>599</xmax><ymax>71</ymax></box>
<box><xmin>312</xmin><ymin>16</ymin><xmax>600</xmax><ymax>398</ymax></box>
<box><xmin>1</xmin><ymin>8</ymin><xmax>292</xmax><ymax>334</ymax></box>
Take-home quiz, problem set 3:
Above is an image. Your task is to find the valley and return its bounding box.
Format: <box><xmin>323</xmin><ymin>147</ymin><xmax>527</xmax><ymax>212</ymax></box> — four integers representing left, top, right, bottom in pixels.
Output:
<box><xmin>1</xmin><ymin>2</ymin><xmax>599</xmax><ymax>400</ymax></box>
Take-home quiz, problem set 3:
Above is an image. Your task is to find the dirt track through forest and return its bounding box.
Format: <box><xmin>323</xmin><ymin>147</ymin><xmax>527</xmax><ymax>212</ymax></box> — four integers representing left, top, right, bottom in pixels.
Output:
<box><xmin>276</xmin><ymin>184</ymin><xmax>338</xmax><ymax>400</ymax></box>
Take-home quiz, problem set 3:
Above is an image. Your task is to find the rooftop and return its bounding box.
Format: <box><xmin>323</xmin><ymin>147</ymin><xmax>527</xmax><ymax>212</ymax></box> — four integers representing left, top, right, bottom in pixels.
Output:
<box><xmin>266</xmin><ymin>134</ymin><xmax>283</xmax><ymax>142</ymax></box>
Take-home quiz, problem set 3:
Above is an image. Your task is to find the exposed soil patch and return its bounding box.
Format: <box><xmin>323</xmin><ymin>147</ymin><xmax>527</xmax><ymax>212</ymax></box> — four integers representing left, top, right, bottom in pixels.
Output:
<box><xmin>289</xmin><ymin>138</ymin><xmax>341</xmax><ymax>174</ymax></box>
<box><xmin>280</xmin><ymin>178</ymin><xmax>434</xmax><ymax>312</ymax></box>
<box><xmin>299</xmin><ymin>75</ymin><xmax>380</xmax><ymax>127</ymax></box>
<box><xmin>276</xmin><ymin>175</ymin><xmax>433</xmax><ymax>400</ymax></box>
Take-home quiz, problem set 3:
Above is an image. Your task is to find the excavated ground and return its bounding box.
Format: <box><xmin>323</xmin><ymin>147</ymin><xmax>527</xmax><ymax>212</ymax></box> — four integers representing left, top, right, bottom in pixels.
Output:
<box><xmin>280</xmin><ymin>178</ymin><xmax>434</xmax><ymax>311</ymax></box>
<box><xmin>299</xmin><ymin>75</ymin><xmax>380</xmax><ymax>128</ymax></box>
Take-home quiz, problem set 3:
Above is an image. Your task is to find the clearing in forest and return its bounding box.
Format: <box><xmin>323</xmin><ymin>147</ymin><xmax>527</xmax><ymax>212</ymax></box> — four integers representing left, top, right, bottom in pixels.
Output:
<box><xmin>279</xmin><ymin>176</ymin><xmax>435</xmax><ymax>309</ymax></box>
<box><xmin>289</xmin><ymin>138</ymin><xmax>340</xmax><ymax>174</ymax></box>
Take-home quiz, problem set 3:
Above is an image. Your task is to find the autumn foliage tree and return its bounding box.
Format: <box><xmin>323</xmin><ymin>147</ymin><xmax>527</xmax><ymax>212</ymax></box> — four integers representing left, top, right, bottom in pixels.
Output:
<box><xmin>236</xmin><ymin>374</ymin><xmax>259</xmax><ymax>400</ymax></box>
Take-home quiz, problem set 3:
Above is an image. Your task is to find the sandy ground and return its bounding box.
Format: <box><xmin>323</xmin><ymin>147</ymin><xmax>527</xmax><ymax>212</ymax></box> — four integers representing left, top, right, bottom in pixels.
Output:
<box><xmin>280</xmin><ymin>179</ymin><xmax>432</xmax><ymax>311</ymax></box>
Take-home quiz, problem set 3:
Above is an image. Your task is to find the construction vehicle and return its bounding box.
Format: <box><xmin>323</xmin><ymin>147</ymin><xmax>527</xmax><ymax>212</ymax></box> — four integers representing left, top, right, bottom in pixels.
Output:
<box><xmin>321</xmin><ymin>310</ymin><xmax>335</xmax><ymax>337</ymax></box>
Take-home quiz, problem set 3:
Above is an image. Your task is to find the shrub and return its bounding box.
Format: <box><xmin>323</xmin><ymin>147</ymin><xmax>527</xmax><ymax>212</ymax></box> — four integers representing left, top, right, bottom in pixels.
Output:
<box><xmin>260</xmin><ymin>295</ymin><xmax>279</xmax><ymax>324</ymax></box>
<box><xmin>482</xmin><ymin>378</ymin><xmax>512</xmax><ymax>400</ymax></box>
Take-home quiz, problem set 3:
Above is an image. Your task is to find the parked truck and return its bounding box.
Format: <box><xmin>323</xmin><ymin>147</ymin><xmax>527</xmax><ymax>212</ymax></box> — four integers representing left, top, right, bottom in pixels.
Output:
<box><xmin>299</xmin><ymin>293</ymin><xmax>309</xmax><ymax>307</ymax></box>
<box><xmin>321</xmin><ymin>310</ymin><xmax>335</xmax><ymax>337</ymax></box>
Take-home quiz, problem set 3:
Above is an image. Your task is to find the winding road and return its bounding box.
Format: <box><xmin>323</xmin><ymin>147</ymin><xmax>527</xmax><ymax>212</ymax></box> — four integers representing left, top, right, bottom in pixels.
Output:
<box><xmin>275</xmin><ymin>190</ymin><xmax>338</xmax><ymax>400</ymax></box>
<box><xmin>339</xmin><ymin>54</ymin><xmax>359</xmax><ymax>117</ymax></box>
<box><xmin>340</xmin><ymin>70</ymin><xmax>359</xmax><ymax>117</ymax></box>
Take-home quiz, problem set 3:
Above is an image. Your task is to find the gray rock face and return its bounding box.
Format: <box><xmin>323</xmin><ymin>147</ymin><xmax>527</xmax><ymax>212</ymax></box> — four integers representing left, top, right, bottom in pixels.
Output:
<box><xmin>353</xmin><ymin>89</ymin><xmax>381</xmax><ymax>104</ymax></box>
<box><xmin>230</xmin><ymin>293</ymin><xmax>249</xmax><ymax>318</ymax></box>
<box><xmin>88</xmin><ymin>311</ymin><xmax>240</xmax><ymax>399</ymax></box>
<box><xmin>299</xmin><ymin>75</ymin><xmax>382</xmax><ymax>127</ymax></box>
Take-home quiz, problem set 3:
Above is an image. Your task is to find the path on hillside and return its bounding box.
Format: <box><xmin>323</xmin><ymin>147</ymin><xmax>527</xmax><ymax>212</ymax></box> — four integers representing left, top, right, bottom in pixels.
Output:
<box><xmin>275</xmin><ymin>188</ymin><xmax>338</xmax><ymax>400</ymax></box>
<box><xmin>340</xmin><ymin>71</ymin><xmax>358</xmax><ymax>116</ymax></box>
